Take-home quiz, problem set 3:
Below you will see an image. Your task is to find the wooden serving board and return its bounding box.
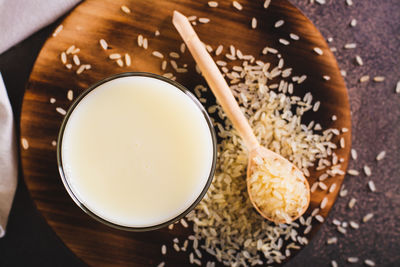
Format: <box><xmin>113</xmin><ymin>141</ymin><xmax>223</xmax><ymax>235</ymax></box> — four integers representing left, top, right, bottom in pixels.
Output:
<box><xmin>20</xmin><ymin>0</ymin><xmax>351</xmax><ymax>266</ymax></box>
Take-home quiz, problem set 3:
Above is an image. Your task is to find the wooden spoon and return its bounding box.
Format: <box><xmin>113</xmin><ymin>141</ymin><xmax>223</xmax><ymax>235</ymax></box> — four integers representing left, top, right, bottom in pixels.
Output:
<box><xmin>173</xmin><ymin>11</ymin><xmax>310</xmax><ymax>224</ymax></box>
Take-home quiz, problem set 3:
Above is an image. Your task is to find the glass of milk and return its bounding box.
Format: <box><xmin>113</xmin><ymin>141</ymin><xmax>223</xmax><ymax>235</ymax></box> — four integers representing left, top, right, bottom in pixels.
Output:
<box><xmin>57</xmin><ymin>72</ymin><xmax>216</xmax><ymax>231</ymax></box>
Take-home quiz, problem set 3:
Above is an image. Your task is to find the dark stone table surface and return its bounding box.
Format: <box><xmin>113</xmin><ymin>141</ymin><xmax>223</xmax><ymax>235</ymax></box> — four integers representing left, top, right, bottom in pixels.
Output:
<box><xmin>0</xmin><ymin>0</ymin><xmax>398</xmax><ymax>266</ymax></box>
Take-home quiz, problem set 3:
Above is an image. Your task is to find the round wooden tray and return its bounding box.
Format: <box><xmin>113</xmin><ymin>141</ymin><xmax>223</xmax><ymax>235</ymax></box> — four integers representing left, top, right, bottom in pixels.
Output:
<box><xmin>20</xmin><ymin>0</ymin><xmax>351</xmax><ymax>266</ymax></box>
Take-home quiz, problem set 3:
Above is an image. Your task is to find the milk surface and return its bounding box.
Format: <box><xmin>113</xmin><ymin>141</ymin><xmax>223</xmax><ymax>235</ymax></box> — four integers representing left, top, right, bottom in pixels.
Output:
<box><xmin>61</xmin><ymin>76</ymin><xmax>214</xmax><ymax>227</ymax></box>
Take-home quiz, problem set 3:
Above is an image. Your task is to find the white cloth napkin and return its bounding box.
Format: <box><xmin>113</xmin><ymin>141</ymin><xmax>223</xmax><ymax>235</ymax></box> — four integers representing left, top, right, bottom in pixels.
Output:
<box><xmin>0</xmin><ymin>73</ymin><xmax>17</xmax><ymax>238</ymax></box>
<box><xmin>0</xmin><ymin>0</ymin><xmax>81</xmax><ymax>237</ymax></box>
<box><xmin>0</xmin><ymin>0</ymin><xmax>80</xmax><ymax>54</ymax></box>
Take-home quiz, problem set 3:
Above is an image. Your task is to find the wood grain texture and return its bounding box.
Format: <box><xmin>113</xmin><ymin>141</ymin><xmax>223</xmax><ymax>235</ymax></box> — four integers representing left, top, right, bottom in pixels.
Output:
<box><xmin>20</xmin><ymin>0</ymin><xmax>351</xmax><ymax>266</ymax></box>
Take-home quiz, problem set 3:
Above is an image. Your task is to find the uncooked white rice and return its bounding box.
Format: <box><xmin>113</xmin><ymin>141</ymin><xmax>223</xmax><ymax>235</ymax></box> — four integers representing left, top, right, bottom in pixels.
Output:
<box><xmin>347</xmin><ymin>169</ymin><xmax>360</xmax><ymax>176</ymax></box>
<box><xmin>61</xmin><ymin>52</ymin><xmax>67</xmax><ymax>64</ymax></box>
<box><xmin>364</xmin><ymin>259</ymin><xmax>376</xmax><ymax>266</ymax></box>
<box><xmin>50</xmin><ymin>98</ymin><xmax>56</xmax><ymax>104</ymax></box>
<box><xmin>274</xmin><ymin>20</ymin><xmax>285</xmax><ymax>28</ymax></box>
<box><xmin>208</xmin><ymin>1</ymin><xmax>218</xmax><ymax>7</ymax></box>
<box><xmin>363</xmin><ymin>213</ymin><xmax>374</xmax><ymax>223</ymax></box>
<box><xmin>180</xmin><ymin>43</ymin><xmax>186</xmax><ymax>53</ymax></box>
<box><xmin>109</xmin><ymin>53</ymin><xmax>121</xmax><ymax>60</ymax></box>
<box><xmin>349</xmin><ymin>221</ymin><xmax>359</xmax><ymax>229</ymax></box>
<box><xmin>363</xmin><ymin>165</ymin><xmax>372</xmax><ymax>176</ymax></box>
<box><xmin>332</xmin><ymin>115</ymin><xmax>337</xmax><ymax>121</ymax></box>
<box><xmin>396</xmin><ymin>80</ymin><xmax>400</xmax><ymax>93</ymax></box>
<box><xmin>320</xmin><ymin>196</ymin><xmax>328</xmax><ymax>209</ymax></box>
<box><xmin>289</xmin><ymin>33</ymin><xmax>299</xmax><ymax>40</ymax></box>
<box><xmin>152</xmin><ymin>51</ymin><xmax>164</xmax><ymax>59</ymax></box>
<box><xmin>232</xmin><ymin>1</ymin><xmax>243</xmax><ymax>10</ymax></box>
<box><xmin>143</xmin><ymin>38</ymin><xmax>148</xmax><ymax>49</ymax></box>
<box><xmin>319</xmin><ymin>182</ymin><xmax>328</xmax><ymax>191</ymax></box>
<box><xmin>155</xmin><ymin>30</ymin><xmax>160</xmax><ymax>36</ymax></box>
<box><xmin>355</xmin><ymin>55</ymin><xmax>363</xmax><ymax>66</ymax></box>
<box><xmin>331</xmin><ymin>260</ymin><xmax>338</xmax><ymax>267</ymax></box>
<box><xmin>347</xmin><ymin>257</ymin><xmax>358</xmax><ymax>263</ymax></box>
<box><xmin>340</xmin><ymin>137</ymin><xmax>345</xmax><ymax>148</ymax></box>
<box><xmin>337</xmin><ymin>226</ymin><xmax>347</xmax><ymax>234</ymax></box>
<box><xmin>329</xmin><ymin>183</ymin><xmax>336</xmax><ymax>193</ymax></box>
<box><xmin>313</xmin><ymin>47</ymin><xmax>323</xmax><ymax>55</ymax></box>
<box><xmin>51</xmin><ymin>140</ymin><xmax>57</xmax><ymax>146</ymax></box>
<box><xmin>56</xmin><ymin>107</ymin><xmax>66</xmax><ymax>115</ymax></box>
<box><xmin>137</xmin><ymin>35</ymin><xmax>143</xmax><ymax>47</ymax></box>
<box><xmin>348</xmin><ymin>197</ymin><xmax>357</xmax><ymax>209</ymax></box>
<box><xmin>376</xmin><ymin>150</ymin><xmax>386</xmax><ymax>161</ymax></box>
<box><xmin>199</xmin><ymin>18</ymin><xmax>210</xmax><ymax>24</ymax></box>
<box><xmin>368</xmin><ymin>180</ymin><xmax>376</xmax><ymax>192</ymax></box>
<box><xmin>323</xmin><ymin>75</ymin><xmax>330</xmax><ymax>81</ymax></box>
<box><xmin>351</xmin><ymin>148</ymin><xmax>358</xmax><ymax>160</ymax></box>
<box><xmin>115</xmin><ymin>59</ymin><xmax>123</xmax><ymax>67</ymax></box>
<box><xmin>251</xmin><ymin>17</ymin><xmax>257</xmax><ymax>29</ymax></box>
<box><xmin>161</xmin><ymin>245</ymin><xmax>167</xmax><ymax>255</ymax></box>
<box><xmin>99</xmin><ymin>39</ymin><xmax>108</xmax><ymax>50</ymax></box>
<box><xmin>263</xmin><ymin>0</ymin><xmax>271</xmax><ymax>9</ymax></box>
<box><xmin>279</xmin><ymin>38</ymin><xmax>290</xmax><ymax>45</ymax></box>
<box><xmin>373</xmin><ymin>76</ymin><xmax>385</xmax><ymax>82</ymax></box>
<box><xmin>73</xmin><ymin>54</ymin><xmax>80</xmax><ymax>65</ymax></box>
<box><xmin>359</xmin><ymin>75</ymin><xmax>370</xmax><ymax>82</ymax></box>
<box><xmin>52</xmin><ymin>25</ymin><xmax>63</xmax><ymax>37</ymax></box>
<box><xmin>21</xmin><ymin>138</ymin><xmax>29</xmax><ymax>150</ymax></box>
<box><xmin>169</xmin><ymin>52</ymin><xmax>180</xmax><ymax>58</ymax></box>
<box><xmin>161</xmin><ymin>60</ymin><xmax>167</xmax><ymax>71</ymax></box>
<box><xmin>180</xmin><ymin>218</ymin><xmax>189</xmax><ymax>228</ymax></box>
<box><xmin>327</xmin><ymin>237</ymin><xmax>337</xmax><ymax>245</ymax></box>
<box><xmin>65</xmin><ymin>64</ymin><xmax>72</xmax><ymax>69</ymax></box>
<box><xmin>76</xmin><ymin>65</ymin><xmax>86</xmax><ymax>75</ymax></box>
<box><xmin>67</xmin><ymin>90</ymin><xmax>73</xmax><ymax>101</ymax></box>
<box><xmin>157</xmin><ymin>262</ymin><xmax>165</xmax><ymax>267</ymax></box>
<box><xmin>346</xmin><ymin>0</ymin><xmax>353</xmax><ymax>6</ymax></box>
<box><xmin>344</xmin><ymin>43</ymin><xmax>357</xmax><ymax>49</ymax></box>
<box><xmin>350</xmin><ymin>19</ymin><xmax>357</xmax><ymax>27</ymax></box>
<box><xmin>315</xmin><ymin>215</ymin><xmax>325</xmax><ymax>223</ymax></box>
<box><xmin>125</xmin><ymin>54</ymin><xmax>131</xmax><ymax>66</ymax></box>
<box><xmin>120</xmin><ymin>5</ymin><xmax>131</xmax><ymax>14</ymax></box>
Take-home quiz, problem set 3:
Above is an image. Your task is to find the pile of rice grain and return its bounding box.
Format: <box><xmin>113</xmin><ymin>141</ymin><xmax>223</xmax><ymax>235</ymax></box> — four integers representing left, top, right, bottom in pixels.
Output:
<box><xmin>184</xmin><ymin>50</ymin><xmax>342</xmax><ymax>266</ymax></box>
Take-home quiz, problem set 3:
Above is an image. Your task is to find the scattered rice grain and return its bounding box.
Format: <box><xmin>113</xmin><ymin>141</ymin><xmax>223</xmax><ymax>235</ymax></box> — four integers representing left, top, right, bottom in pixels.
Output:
<box><xmin>348</xmin><ymin>197</ymin><xmax>357</xmax><ymax>209</ymax></box>
<box><xmin>274</xmin><ymin>20</ymin><xmax>285</xmax><ymax>28</ymax></box>
<box><xmin>232</xmin><ymin>1</ymin><xmax>243</xmax><ymax>10</ymax></box>
<box><xmin>99</xmin><ymin>39</ymin><xmax>108</xmax><ymax>50</ymax></box>
<box><xmin>373</xmin><ymin>76</ymin><xmax>385</xmax><ymax>82</ymax></box>
<box><xmin>279</xmin><ymin>38</ymin><xmax>290</xmax><ymax>45</ymax></box>
<box><xmin>121</xmin><ymin>5</ymin><xmax>131</xmax><ymax>14</ymax></box>
<box><xmin>125</xmin><ymin>54</ymin><xmax>131</xmax><ymax>66</ymax></box>
<box><xmin>347</xmin><ymin>257</ymin><xmax>359</xmax><ymax>263</ymax></box>
<box><xmin>52</xmin><ymin>25</ymin><xmax>63</xmax><ymax>37</ymax></box>
<box><xmin>56</xmin><ymin>107</ymin><xmax>66</xmax><ymax>115</ymax></box>
<box><xmin>363</xmin><ymin>213</ymin><xmax>374</xmax><ymax>223</ymax></box>
<box><xmin>199</xmin><ymin>17</ymin><xmax>210</xmax><ymax>24</ymax></box>
<box><xmin>251</xmin><ymin>17</ymin><xmax>257</xmax><ymax>29</ymax></box>
<box><xmin>364</xmin><ymin>259</ymin><xmax>376</xmax><ymax>266</ymax></box>
<box><xmin>73</xmin><ymin>55</ymin><xmax>80</xmax><ymax>65</ymax></box>
<box><xmin>344</xmin><ymin>43</ymin><xmax>357</xmax><ymax>49</ymax></box>
<box><xmin>313</xmin><ymin>47</ymin><xmax>323</xmax><ymax>55</ymax></box>
<box><xmin>368</xmin><ymin>180</ymin><xmax>376</xmax><ymax>192</ymax></box>
<box><xmin>152</xmin><ymin>51</ymin><xmax>164</xmax><ymax>59</ymax></box>
<box><xmin>376</xmin><ymin>150</ymin><xmax>386</xmax><ymax>161</ymax></box>
<box><xmin>363</xmin><ymin>165</ymin><xmax>371</xmax><ymax>176</ymax></box>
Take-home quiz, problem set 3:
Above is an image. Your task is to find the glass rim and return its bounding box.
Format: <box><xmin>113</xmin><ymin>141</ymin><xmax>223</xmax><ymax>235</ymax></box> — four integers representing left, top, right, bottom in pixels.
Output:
<box><xmin>57</xmin><ymin>72</ymin><xmax>217</xmax><ymax>232</ymax></box>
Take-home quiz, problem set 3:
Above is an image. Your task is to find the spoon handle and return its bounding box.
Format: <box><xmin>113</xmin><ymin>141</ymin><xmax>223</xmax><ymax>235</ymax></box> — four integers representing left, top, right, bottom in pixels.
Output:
<box><xmin>173</xmin><ymin>11</ymin><xmax>259</xmax><ymax>152</ymax></box>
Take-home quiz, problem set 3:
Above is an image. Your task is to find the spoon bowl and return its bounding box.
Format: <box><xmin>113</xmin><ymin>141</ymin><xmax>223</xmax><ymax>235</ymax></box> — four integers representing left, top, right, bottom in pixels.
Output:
<box><xmin>247</xmin><ymin>146</ymin><xmax>310</xmax><ymax>224</ymax></box>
